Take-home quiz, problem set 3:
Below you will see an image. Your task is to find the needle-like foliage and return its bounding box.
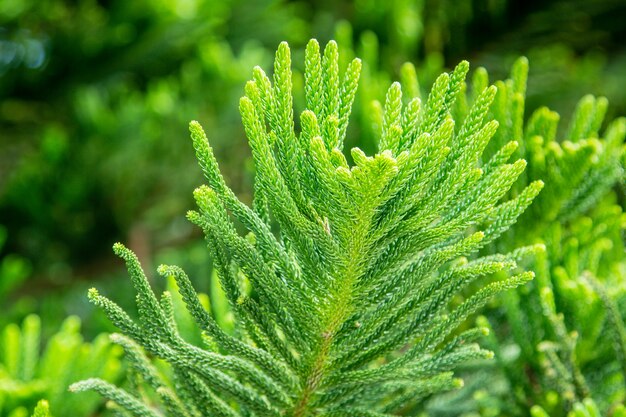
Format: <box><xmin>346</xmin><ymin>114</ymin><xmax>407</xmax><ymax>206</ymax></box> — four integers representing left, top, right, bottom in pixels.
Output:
<box><xmin>424</xmin><ymin>58</ymin><xmax>626</xmax><ymax>417</ymax></box>
<box><xmin>71</xmin><ymin>40</ymin><xmax>542</xmax><ymax>416</ymax></box>
<box><xmin>475</xmin><ymin>59</ymin><xmax>626</xmax><ymax>416</ymax></box>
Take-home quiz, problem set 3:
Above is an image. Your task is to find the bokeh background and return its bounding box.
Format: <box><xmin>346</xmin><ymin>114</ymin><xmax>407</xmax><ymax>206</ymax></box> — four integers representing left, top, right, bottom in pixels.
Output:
<box><xmin>0</xmin><ymin>0</ymin><xmax>625</xmax><ymax>414</ymax></box>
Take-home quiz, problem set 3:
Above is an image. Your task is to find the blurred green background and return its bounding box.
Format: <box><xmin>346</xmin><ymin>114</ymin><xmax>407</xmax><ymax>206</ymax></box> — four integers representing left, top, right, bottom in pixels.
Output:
<box><xmin>0</xmin><ymin>0</ymin><xmax>625</xmax><ymax>413</ymax></box>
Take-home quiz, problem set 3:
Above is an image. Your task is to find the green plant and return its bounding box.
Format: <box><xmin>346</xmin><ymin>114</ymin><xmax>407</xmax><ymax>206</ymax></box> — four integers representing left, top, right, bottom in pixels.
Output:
<box><xmin>70</xmin><ymin>39</ymin><xmax>545</xmax><ymax>415</ymax></box>
<box><xmin>531</xmin><ymin>398</ymin><xmax>626</xmax><ymax>417</ymax></box>
<box><xmin>0</xmin><ymin>226</ymin><xmax>30</xmax><ymax>300</ymax></box>
<box><xmin>29</xmin><ymin>400</ymin><xmax>51</xmax><ymax>417</ymax></box>
<box><xmin>474</xmin><ymin>60</ymin><xmax>626</xmax><ymax>416</ymax></box>
<box><xmin>0</xmin><ymin>315</ymin><xmax>122</xmax><ymax>417</ymax></box>
<box><xmin>423</xmin><ymin>59</ymin><xmax>626</xmax><ymax>417</ymax></box>
<box><xmin>0</xmin><ymin>225</ymin><xmax>32</xmax><ymax>328</ymax></box>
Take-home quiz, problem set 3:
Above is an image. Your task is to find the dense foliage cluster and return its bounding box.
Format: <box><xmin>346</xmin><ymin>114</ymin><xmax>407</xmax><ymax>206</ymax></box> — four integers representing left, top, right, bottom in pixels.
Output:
<box><xmin>66</xmin><ymin>39</ymin><xmax>625</xmax><ymax>416</ymax></box>
<box><xmin>1</xmin><ymin>1</ymin><xmax>625</xmax><ymax>416</ymax></box>
<box><xmin>426</xmin><ymin>57</ymin><xmax>626</xmax><ymax>417</ymax></box>
<box><xmin>0</xmin><ymin>315</ymin><xmax>121</xmax><ymax>417</ymax></box>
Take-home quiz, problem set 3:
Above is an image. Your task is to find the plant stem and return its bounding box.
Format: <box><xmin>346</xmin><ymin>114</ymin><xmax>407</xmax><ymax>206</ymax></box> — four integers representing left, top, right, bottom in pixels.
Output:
<box><xmin>292</xmin><ymin>209</ymin><xmax>371</xmax><ymax>416</ymax></box>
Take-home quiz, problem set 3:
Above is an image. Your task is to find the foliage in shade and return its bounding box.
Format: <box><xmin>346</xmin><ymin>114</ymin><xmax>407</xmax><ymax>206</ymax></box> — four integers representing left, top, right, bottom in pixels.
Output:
<box><xmin>70</xmin><ymin>39</ymin><xmax>543</xmax><ymax>416</ymax></box>
<box><xmin>0</xmin><ymin>226</ymin><xmax>31</xmax><ymax>311</ymax></box>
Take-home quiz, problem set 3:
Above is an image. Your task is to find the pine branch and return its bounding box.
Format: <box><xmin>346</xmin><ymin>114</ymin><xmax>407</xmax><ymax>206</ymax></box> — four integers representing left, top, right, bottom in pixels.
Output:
<box><xmin>72</xmin><ymin>39</ymin><xmax>542</xmax><ymax>416</ymax></box>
